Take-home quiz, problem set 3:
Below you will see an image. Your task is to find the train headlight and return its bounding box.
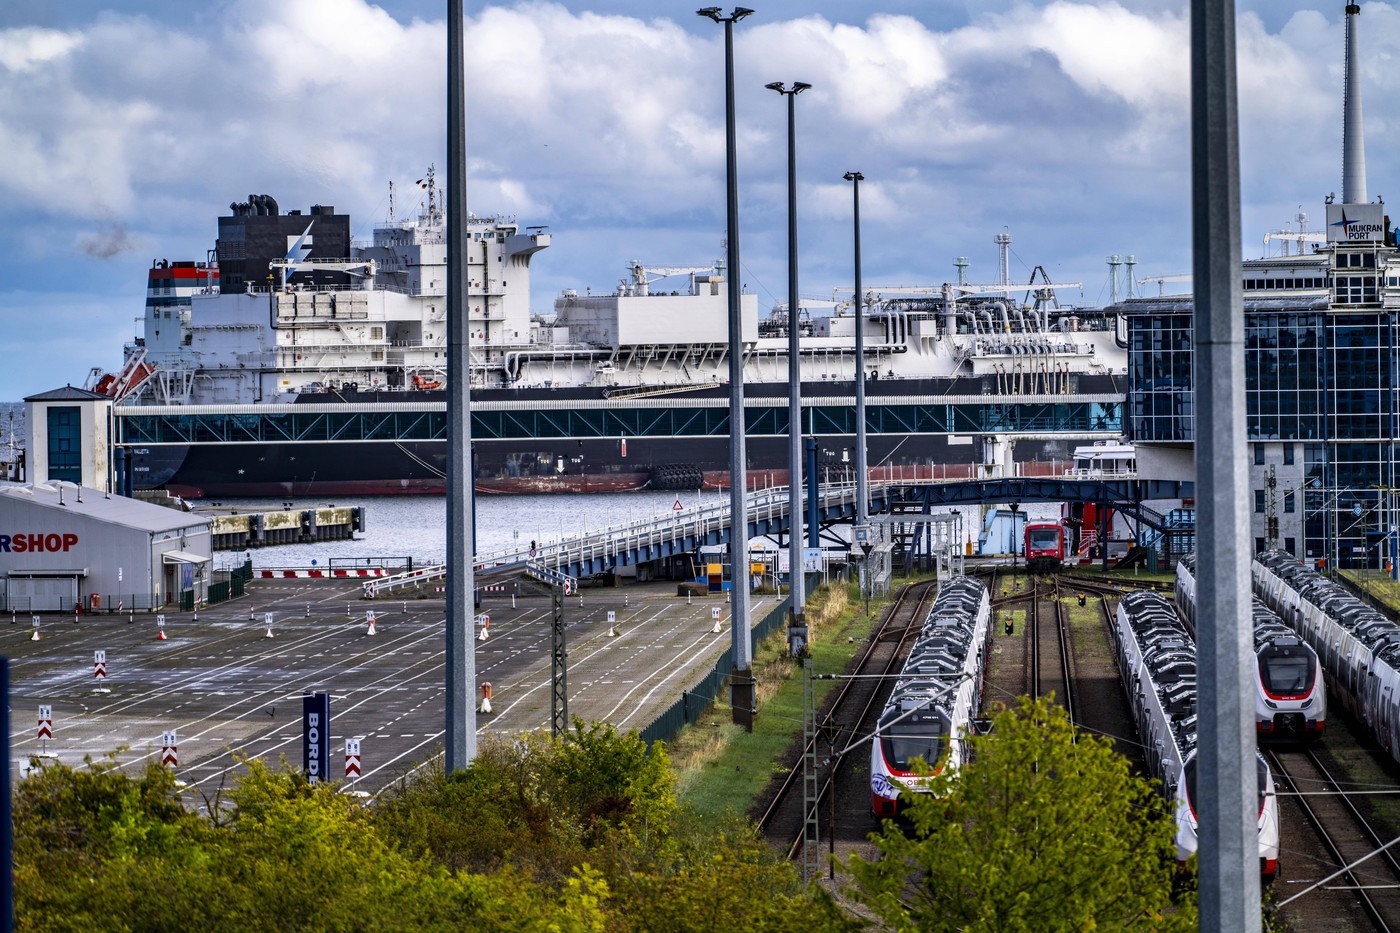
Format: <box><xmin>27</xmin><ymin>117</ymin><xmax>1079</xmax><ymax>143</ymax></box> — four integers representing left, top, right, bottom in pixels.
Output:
<box><xmin>1263</xmin><ymin>699</ymin><xmax>1278</xmax><ymax>710</ymax></box>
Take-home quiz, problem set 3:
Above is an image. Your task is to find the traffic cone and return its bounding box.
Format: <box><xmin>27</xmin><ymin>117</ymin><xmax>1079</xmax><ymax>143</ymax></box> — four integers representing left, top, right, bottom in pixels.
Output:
<box><xmin>609</xmin><ymin>621</ymin><xmax>617</xmax><ymax>637</ymax></box>
<box><xmin>712</xmin><ymin>617</ymin><xmax>722</xmax><ymax>634</ymax></box>
<box><xmin>157</xmin><ymin>624</ymin><xmax>167</xmax><ymax>641</ymax></box>
<box><xmin>479</xmin><ymin>682</ymin><xmax>493</xmax><ymax>713</ymax></box>
<box><xmin>264</xmin><ymin>619</ymin><xmax>274</xmax><ymax>638</ymax></box>
<box><xmin>478</xmin><ymin>621</ymin><xmax>489</xmax><ymax>641</ymax></box>
<box><xmin>30</xmin><ymin>627</ymin><xmax>40</xmax><ymax>642</ymax></box>
<box><xmin>366</xmin><ymin>614</ymin><xmax>377</xmax><ymax>636</ymax></box>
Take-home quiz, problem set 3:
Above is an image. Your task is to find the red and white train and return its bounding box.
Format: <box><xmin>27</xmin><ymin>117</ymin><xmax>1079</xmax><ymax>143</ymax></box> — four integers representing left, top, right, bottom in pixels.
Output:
<box><xmin>870</xmin><ymin>576</ymin><xmax>991</xmax><ymax>818</ymax></box>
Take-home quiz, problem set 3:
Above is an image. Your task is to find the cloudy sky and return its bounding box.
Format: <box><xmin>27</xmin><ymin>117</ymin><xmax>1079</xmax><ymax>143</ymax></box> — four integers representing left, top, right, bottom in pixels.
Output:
<box><xmin>0</xmin><ymin>1</ymin><xmax>1390</xmax><ymax>401</ymax></box>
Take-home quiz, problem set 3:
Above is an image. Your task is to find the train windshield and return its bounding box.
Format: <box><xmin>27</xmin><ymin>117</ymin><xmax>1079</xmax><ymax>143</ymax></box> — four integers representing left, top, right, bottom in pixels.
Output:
<box><xmin>881</xmin><ymin>717</ymin><xmax>947</xmax><ymax>772</ymax></box>
<box><xmin>1259</xmin><ymin>647</ymin><xmax>1314</xmax><ymax>697</ymax></box>
<box><xmin>1182</xmin><ymin>757</ymin><xmax>1269</xmax><ymax>818</ymax></box>
<box><xmin>1027</xmin><ymin>528</ymin><xmax>1060</xmax><ymax>550</ymax></box>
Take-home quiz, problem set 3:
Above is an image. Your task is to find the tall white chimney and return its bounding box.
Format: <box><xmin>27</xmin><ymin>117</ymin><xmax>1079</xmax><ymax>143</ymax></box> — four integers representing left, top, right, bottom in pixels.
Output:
<box><xmin>1343</xmin><ymin>3</ymin><xmax>1367</xmax><ymax>204</ymax></box>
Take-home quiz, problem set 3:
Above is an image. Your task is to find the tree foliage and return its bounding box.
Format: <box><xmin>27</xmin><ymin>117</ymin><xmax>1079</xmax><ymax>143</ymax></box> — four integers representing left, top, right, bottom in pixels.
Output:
<box><xmin>13</xmin><ymin>723</ymin><xmax>852</xmax><ymax>932</ymax></box>
<box><xmin>844</xmin><ymin>696</ymin><xmax>1196</xmax><ymax>932</ymax></box>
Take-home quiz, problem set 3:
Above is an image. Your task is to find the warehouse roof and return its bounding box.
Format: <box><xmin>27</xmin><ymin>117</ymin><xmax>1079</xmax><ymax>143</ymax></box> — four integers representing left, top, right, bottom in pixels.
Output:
<box><xmin>0</xmin><ymin>483</ymin><xmax>208</xmax><ymax>534</ymax></box>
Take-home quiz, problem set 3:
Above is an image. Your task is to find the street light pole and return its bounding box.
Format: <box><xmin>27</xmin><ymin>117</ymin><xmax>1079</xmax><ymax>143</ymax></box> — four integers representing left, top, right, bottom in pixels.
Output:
<box><xmin>445</xmin><ymin>0</ymin><xmax>477</xmax><ymax>771</ymax></box>
<box><xmin>699</xmin><ymin>5</ymin><xmax>756</xmax><ymax>727</ymax></box>
<box><xmin>844</xmin><ymin>171</ymin><xmax>869</xmax><ymax>528</ymax></box>
<box><xmin>767</xmin><ymin>79</ymin><xmax>811</xmax><ymax>658</ymax></box>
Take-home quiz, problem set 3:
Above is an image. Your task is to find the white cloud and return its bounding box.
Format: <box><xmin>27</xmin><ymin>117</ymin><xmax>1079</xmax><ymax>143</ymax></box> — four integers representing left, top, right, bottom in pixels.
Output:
<box><xmin>0</xmin><ymin>26</ymin><xmax>84</xmax><ymax>72</ymax></box>
<box><xmin>2</xmin><ymin>0</ymin><xmax>1399</xmax><ymax>401</ymax></box>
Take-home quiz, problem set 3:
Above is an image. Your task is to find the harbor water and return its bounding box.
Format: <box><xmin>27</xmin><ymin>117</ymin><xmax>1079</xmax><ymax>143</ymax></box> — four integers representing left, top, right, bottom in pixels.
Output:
<box><xmin>206</xmin><ymin>489</ymin><xmax>1060</xmax><ymax>571</ymax></box>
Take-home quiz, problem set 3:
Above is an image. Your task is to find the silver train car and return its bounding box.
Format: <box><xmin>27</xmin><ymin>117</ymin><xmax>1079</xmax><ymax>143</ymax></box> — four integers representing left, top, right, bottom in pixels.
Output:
<box><xmin>1112</xmin><ymin>589</ymin><xmax>1281</xmax><ymax>878</ymax></box>
<box><xmin>870</xmin><ymin>576</ymin><xmax>991</xmax><ymax>819</ymax></box>
<box><xmin>1175</xmin><ymin>555</ymin><xmax>1326</xmax><ymax>741</ymax></box>
<box><xmin>1253</xmin><ymin>549</ymin><xmax>1400</xmax><ymax>761</ymax></box>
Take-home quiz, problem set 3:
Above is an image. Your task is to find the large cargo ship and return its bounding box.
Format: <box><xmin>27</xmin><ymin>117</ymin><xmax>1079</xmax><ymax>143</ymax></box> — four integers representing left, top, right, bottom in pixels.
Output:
<box><xmin>87</xmin><ymin>170</ymin><xmax>1129</xmax><ymax>497</ymax></box>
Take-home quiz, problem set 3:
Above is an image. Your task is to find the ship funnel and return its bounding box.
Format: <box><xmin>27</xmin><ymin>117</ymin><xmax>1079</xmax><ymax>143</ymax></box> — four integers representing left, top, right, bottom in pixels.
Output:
<box><xmin>1343</xmin><ymin>3</ymin><xmax>1367</xmax><ymax>204</ymax></box>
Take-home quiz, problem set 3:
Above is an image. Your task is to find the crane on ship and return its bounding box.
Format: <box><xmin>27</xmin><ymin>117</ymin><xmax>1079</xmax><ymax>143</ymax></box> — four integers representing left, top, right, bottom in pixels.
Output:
<box><xmin>1137</xmin><ymin>273</ymin><xmax>1193</xmax><ymax>297</ymax></box>
<box><xmin>624</xmin><ymin>261</ymin><xmax>721</xmax><ymax>296</ymax></box>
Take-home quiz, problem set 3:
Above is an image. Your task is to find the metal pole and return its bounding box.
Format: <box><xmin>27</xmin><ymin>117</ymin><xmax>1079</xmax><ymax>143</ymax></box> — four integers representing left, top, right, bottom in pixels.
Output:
<box><xmin>806</xmin><ymin>437</ymin><xmax>819</xmax><ymax>548</ymax></box>
<box><xmin>445</xmin><ymin>0</ymin><xmax>477</xmax><ymax>770</ymax></box>
<box><xmin>1191</xmin><ymin>0</ymin><xmax>1258</xmax><ymax>926</ymax></box>
<box><xmin>768</xmin><ymin>79</ymin><xmax>810</xmax><ymax>657</ymax></box>
<box><xmin>845</xmin><ymin>171</ymin><xmax>869</xmax><ymax>527</ymax></box>
<box><xmin>699</xmin><ymin>6</ymin><xmax>756</xmax><ymax>726</ymax></box>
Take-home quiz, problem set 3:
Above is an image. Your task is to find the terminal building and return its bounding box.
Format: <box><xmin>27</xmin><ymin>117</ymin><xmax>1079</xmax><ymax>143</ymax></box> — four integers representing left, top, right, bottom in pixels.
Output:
<box><xmin>0</xmin><ymin>482</ymin><xmax>211</xmax><ymax>612</ymax></box>
<box><xmin>1121</xmin><ymin>2</ymin><xmax>1400</xmax><ymax>570</ymax></box>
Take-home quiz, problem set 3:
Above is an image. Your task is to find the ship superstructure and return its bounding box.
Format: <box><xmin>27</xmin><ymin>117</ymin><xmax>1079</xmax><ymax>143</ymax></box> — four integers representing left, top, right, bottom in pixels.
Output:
<box><xmin>75</xmin><ymin>170</ymin><xmax>1131</xmax><ymax>496</ymax></box>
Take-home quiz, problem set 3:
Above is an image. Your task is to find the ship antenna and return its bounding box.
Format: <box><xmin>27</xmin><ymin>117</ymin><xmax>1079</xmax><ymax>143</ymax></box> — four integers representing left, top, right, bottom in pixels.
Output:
<box><xmin>388</xmin><ymin>180</ymin><xmax>395</xmax><ymax>223</ymax></box>
<box><xmin>1343</xmin><ymin>3</ymin><xmax>1367</xmax><ymax>203</ymax></box>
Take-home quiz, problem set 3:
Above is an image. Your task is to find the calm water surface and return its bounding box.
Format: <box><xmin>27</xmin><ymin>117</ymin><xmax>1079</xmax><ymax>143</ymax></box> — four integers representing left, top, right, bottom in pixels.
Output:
<box><xmin>207</xmin><ymin>490</ymin><xmax>1060</xmax><ymax>570</ymax></box>
<box><xmin>208</xmin><ymin>489</ymin><xmax>730</xmax><ymax>569</ymax></box>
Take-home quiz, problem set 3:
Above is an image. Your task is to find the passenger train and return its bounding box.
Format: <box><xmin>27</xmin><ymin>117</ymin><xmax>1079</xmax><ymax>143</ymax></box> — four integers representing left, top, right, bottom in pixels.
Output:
<box><xmin>1252</xmin><ymin>550</ymin><xmax>1400</xmax><ymax>762</ymax></box>
<box><xmin>1023</xmin><ymin>523</ymin><xmax>1066</xmax><ymax>573</ymax></box>
<box><xmin>1112</xmin><ymin>589</ymin><xmax>1281</xmax><ymax>878</ymax></box>
<box><xmin>1175</xmin><ymin>555</ymin><xmax>1326</xmax><ymax>741</ymax></box>
<box><xmin>870</xmin><ymin>576</ymin><xmax>992</xmax><ymax>818</ymax></box>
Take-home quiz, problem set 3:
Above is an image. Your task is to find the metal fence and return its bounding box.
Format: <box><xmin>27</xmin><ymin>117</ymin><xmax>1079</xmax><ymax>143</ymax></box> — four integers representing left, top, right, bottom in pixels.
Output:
<box><xmin>638</xmin><ymin>575</ymin><xmax>816</xmax><ymax>748</ymax></box>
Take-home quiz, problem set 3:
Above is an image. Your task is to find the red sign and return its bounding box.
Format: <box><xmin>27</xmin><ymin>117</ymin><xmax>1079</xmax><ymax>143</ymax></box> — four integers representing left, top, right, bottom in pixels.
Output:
<box><xmin>36</xmin><ymin>721</ymin><xmax>52</xmax><ymax>741</ymax></box>
<box><xmin>161</xmin><ymin>747</ymin><xmax>178</xmax><ymax>767</ymax></box>
<box><xmin>672</xmin><ymin>498</ymin><xmax>683</xmax><ymax>512</ymax></box>
<box><xmin>345</xmin><ymin>738</ymin><xmax>362</xmax><ymax>778</ymax></box>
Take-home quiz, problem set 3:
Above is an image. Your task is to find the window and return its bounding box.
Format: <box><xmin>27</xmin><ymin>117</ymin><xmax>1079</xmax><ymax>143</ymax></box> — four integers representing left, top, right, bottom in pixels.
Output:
<box><xmin>1254</xmin><ymin>446</ymin><xmax>1265</xmax><ymax>465</ymax></box>
<box><xmin>1255</xmin><ymin>537</ymin><xmax>1266</xmax><ymax>553</ymax></box>
<box><xmin>1283</xmin><ymin>445</ymin><xmax>1295</xmax><ymax>465</ymax></box>
<box><xmin>1254</xmin><ymin>489</ymin><xmax>1266</xmax><ymax>513</ymax></box>
<box><xmin>1285</xmin><ymin>537</ymin><xmax>1296</xmax><ymax>554</ymax></box>
<box><xmin>1284</xmin><ymin>490</ymin><xmax>1295</xmax><ymax>513</ymax></box>
<box><xmin>46</xmin><ymin>406</ymin><xmax>81</xmax><ymax>483</ymax></box>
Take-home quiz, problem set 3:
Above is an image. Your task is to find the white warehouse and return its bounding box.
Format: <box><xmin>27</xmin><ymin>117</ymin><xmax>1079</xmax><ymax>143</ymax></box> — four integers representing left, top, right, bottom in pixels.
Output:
<box><xmin>0</xmin><ymin>482</ymin><xmax>211</xmax><ymax>612</ymax></box>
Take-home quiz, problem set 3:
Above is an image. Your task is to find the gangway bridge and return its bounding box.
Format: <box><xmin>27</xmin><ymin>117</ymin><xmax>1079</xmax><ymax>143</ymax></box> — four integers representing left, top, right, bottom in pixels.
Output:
<box><xmin>363</xmin><ymin>473</ymin><xmax>1193</xmax><ymax>599</ymax></box>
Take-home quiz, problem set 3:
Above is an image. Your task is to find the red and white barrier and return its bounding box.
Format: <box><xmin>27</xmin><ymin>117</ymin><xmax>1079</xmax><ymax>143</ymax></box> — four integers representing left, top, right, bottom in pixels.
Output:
<box><xmin>257</xmin><ymin>568</ymin><xmax>389</xmax><ymax>579</ymax></box>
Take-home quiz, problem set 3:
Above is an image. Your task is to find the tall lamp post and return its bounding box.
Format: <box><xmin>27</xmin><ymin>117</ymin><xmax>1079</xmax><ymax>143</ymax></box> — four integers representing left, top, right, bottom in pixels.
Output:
<box><xmin>844</xmin><ymin>171</ymin><xmax>869</xmax><ymax>528</ymax></box>
<box><xmin>698</xmin><ymin>5</ymin><xmax>756</xmax><ymax>728</ymax></box>
<box><xmin>766</xmin><ymin>79</ymin><xmax>811</xmax><ymax>657</ymax></box>
<box><xmin>445</xmin><ymin>0</ymin><xmax>477</xmax><ymax>771</ymax></box>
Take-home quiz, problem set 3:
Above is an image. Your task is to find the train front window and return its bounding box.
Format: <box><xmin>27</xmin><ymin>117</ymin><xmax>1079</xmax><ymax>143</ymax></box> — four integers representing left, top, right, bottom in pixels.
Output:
<box><xmin>1028</xmin><ymin>529</ymin><xmax>1059</xmax><ymax>550</ymax></box>
<box><xmin>1260</xmin><ymin>649</ymin><xmax>1313</xmax><ymax>696</ymax></box>
<box><xmin>882</xmin><ymin>721</ymin><xmax>946</xmax><ymax>772</ymax></box>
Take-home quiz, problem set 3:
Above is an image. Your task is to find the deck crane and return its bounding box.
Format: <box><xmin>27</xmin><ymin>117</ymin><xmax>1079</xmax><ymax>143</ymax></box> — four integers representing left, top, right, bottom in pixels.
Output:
<box><xmin>1137</xmin><ymin>273</ymin><xmax>1193</xmax><ymax>297</ymax></box>
<box><xmin>624</xmin><ymin>261</ymin><xmax>721</xmax><ymax>296</ymax></box>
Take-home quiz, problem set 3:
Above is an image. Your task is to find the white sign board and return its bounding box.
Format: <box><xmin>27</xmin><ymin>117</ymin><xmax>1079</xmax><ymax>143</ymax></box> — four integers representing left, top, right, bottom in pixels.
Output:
<box><xmin>803</xmin><ymin>547</ymin><xmax>823</xmax><ymax>573</ymax></box>
<box><xmin>345</xmin><ymin>739</ymin><xmax>361</xmax><ymax>757</ymax></box>
<box><xmin>162</xmin><ymin>730</ymin><xmax>177</xmax><ymax>748</ymax></box>
<box><xmin>94</xmin><ymin>650</ymin><xmax>106</xmax><ymax>664</ymax></box>
<box><xmin>264</xmin><ymin>613</ymin><xmax>274</xmax><ymax>626</ymax></box>
<box><xmin>38</xmin><ymin>705</ymin><xmax>51</xmax><ymax>721</ymax></box>
<box><xmin>854</xmin><ymin>525</ymin><xmax>872</xmax><ymax>544</ymax></box>
<box><xmin>1326</xmin><ymin>202</ymin><xmax>1386</xmax><ymax>242</ymax></box>
<box><xmin>712</xmin><ymin>607</ymin><xmax>722</xmax><ymax>620</ymax></box>
<box><xmin>157</xmin><ymin>614</ymin><xmax>166</xmax><ymax>626</ymax></box>
<box><xmin>607</xmin><ymin>611</ymin><xmax>616</xmax><ymax>623</ymax></box>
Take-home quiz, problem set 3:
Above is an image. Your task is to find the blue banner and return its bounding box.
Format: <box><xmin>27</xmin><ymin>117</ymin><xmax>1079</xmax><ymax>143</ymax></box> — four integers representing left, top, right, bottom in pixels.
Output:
<box><xmin>302</xmin><ymin>693</ymin><xmax>330</xmax><ymax>783</ymax></box>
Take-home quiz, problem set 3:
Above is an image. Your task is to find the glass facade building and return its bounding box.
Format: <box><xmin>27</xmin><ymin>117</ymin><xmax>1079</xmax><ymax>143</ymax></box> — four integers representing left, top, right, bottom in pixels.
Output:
<box><xmin>1126</xmin><ymin>244</ymin><xmax>1400</xmax><ymax>567</ymax></box>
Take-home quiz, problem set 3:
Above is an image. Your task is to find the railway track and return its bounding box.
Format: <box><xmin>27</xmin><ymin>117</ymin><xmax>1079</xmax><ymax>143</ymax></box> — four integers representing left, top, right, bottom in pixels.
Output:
<box><xmin>1029</xmin><ymin>575</ymin><xmax>1075</xmax><ymax>720</ymax></box>
<box><xmin>753</xmin><ymin>578</ymin><xmax>941</xmax><ymax>865</ymax></box>
<box><xmin>1270</xmin><ymin>747</ymin><xmax>1400</xmax><ymax>932</ymax></box>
